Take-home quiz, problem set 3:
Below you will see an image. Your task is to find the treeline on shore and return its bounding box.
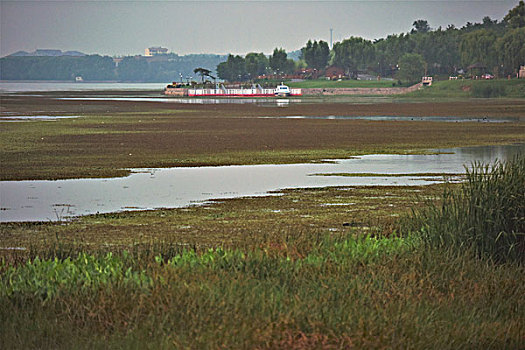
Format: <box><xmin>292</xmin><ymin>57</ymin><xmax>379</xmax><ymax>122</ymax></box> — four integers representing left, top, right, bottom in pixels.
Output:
<box><xmin>1</xmin><ymin>1</ymin><xmax>523</xmax><ymax>83</ymax></box>
<box><xmin>0</xmin><ymin>54</ymin><xmax>227</xmax><ymax>83</ymax></box>
<box><xmin>217</xmin><ymin>1</ymin><xmax>525</xmax><ymax>83</ymax></box>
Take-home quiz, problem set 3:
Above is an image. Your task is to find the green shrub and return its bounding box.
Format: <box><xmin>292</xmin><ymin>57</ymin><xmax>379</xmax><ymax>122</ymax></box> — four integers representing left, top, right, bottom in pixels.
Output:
<box><xmin>404</xmin><ymin>156</ymin><xmax>524</xmax><ymax>263</ymax></box>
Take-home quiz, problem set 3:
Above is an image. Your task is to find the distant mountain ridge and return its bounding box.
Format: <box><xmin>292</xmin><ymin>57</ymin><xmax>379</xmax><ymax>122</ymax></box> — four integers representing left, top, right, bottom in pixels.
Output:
<box><xmin>9</xmin><ymin>49</ymin><xmax>86</xmax><ymax>57</ymax></box>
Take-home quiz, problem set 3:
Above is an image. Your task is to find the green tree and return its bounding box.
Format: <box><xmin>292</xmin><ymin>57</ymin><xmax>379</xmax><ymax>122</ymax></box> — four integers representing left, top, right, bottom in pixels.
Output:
<box><xmin>412</xmin><ymin>19</ymin><xmax>431</xmax><ymax>33</ymax></box>
<box><xmin>301</xmin><ymin>40</ymin><xmax>330</xmax><ymax>70</ymax></box>
<box><xmin>244</xmin><ymin>52</ymin><xmax>269</xmax><ymax>79</ymax></box>
<box><xmin>193</xmin><ymin>67</ymin><xmax>213</xmax><ymax>83</ymax></box>
<box><xmin>413</xmin><ymin>26</ymin><xmax>460</xmax><ymax>75</ymax></box>
<box><xmin>504</xmin><ymin>0</ymin><xmax>525</xmax><ymax>28</ymax></box>
<box><xmin>459</xmin><ymin>29</ymin><xmax>498</xmax><ymax>69</ymax></box>
<box><xmin>332</xmin><ymin>37</ymin><xmax>374</xmax><ymax>78</ymax></box>
<box><xmin>496</xmin><ymin>27</ymin><xmax>525</xmax><ymax>75</ymax></box>
<box><xmin>269</xmin><ymin>48</ymin><xmax>294</xmax><ymax>74</ymax></box>
<box><xmin>373</xmin><ymin>34</ymin><xmax>416</xmax><ymax>77</ymax></box>
<box><xmin>397</xmin><ymin>53</ymin><xmax>426</xmax><ymax>83</ymax></box>
<box><xmin>216</xmin><ymin>54</ymin><xmax>246</xmax><ymax>82</ymax></box>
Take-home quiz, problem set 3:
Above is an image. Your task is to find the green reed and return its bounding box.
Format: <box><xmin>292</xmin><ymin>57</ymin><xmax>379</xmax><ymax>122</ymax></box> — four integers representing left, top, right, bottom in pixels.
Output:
<box><xmin>405</xmin><ymin>155</ymin><xmax>524</xmax><ymax>263</ymax></box>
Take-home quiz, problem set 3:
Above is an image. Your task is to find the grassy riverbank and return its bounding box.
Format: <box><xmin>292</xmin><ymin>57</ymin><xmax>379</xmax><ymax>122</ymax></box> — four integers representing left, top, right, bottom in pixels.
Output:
<box><xmin>1</xmin><ymin>158</ymin><xmax>524</xmax><ymax>348</ymax></box>
<box><xmin>287</xmin><ymin>79</ymin><xmax>396</xmax><ymax>88</ymax></box>
<box><xmin>405</xmin><ymin>79</ymin><xmax>525</xmax><ymax>99</ymax></box>
<box><xmin>287</xmin><ymin>78</ymin><xmax>525</xmax><ymax>99</ymax></box>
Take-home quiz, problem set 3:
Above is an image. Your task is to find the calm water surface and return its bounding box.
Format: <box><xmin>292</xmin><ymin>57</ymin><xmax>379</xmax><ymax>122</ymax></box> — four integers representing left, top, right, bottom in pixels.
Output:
<box><xmin>1</xmin><ymin>144</ymin><xmax>522</xmax><ymax>222</ymax></box>
<box><xmin>0</xmin><ymin>82</ymin><xmax>167</xmax><ymax>92</ymax></box>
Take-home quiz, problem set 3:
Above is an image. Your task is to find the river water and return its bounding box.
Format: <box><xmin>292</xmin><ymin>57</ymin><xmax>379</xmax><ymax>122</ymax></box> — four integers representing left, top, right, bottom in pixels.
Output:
<box><xmin>1</xmin><ymin>144</ymin><xmax>522</xmax><ymax>222</ymax></box>
<box><xmin>0</xmin><ymin>81</ymin><xmax>167</xmax><ymax>92</ymax></box>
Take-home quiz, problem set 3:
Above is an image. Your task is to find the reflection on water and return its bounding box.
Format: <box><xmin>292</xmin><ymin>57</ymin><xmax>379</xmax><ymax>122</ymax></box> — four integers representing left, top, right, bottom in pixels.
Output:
<box><xmin>0</xmin><ymin>115</ymin><xmax>81</xmax><ymax>122</ymax></box>
<box><xmin>1</xmin><ymin>144</ymin><xmax>522</xmax><ymax>222</ymax></box>
<box><xmin>0</xmin><ymin>82</ymin><xmax>168</xmax><ymax>92</ymax></box>
<box><xmin>59</xmin><ymin>96</ymin><xmax>301</xmax><ymax>106</ymax></box>
<box><xmin>260</xmin><ymin>115</ymin><xmax>512</xmax><ymax>123</ymax></box>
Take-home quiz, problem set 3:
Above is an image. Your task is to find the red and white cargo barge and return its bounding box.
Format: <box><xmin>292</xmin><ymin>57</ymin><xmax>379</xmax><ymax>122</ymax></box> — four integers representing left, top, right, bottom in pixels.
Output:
<box><xmin>164</xmin><ymin>83</ymin><xmax>301</xmax><ymax>97</ymax></box>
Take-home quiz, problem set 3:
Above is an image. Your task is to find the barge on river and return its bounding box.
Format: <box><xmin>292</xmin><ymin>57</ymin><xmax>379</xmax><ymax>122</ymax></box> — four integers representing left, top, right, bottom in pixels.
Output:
<box><xmin>164</xmin><ymin>83</ymin><xmax>301</xmax><ymax>97</ymax></box>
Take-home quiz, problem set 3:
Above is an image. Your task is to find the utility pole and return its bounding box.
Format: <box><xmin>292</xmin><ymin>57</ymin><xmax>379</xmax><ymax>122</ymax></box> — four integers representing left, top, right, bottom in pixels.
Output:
<box><xmin>330</xmin><ymin>28</ymin><xmax>333</xmax><ymax>49</ymax></box>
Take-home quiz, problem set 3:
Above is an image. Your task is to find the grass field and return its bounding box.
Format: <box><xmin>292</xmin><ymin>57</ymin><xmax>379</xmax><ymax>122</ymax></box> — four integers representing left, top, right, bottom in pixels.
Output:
<box><xmin>287</xmin><ymin>79</ymin><xmax>396</xmax><ymax>88</ymax></box>
<box><xmin>405</xmin><ymin>79</ymin><xmax>525</xmax><ymax>99</ymax></box>
<box><xmin>284</xmin><ymin>78</ymin><xmax>525</xmax><ymax>99</ymax></box>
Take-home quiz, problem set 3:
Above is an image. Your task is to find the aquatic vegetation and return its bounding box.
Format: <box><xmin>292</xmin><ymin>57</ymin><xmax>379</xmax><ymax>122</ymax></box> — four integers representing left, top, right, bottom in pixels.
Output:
<box><xmin>1</xmin><ymin>93</ymin><xmax>524</xmax><ymax>180</ymax></box>
<box><xmin>404</xmin><ymin>156</ymin><xmax>525</xmax><ymax>263</ymax></box>
<box><xmin>1</xmin><ymin>252</ymin><xmax>151</xmax><ymax>299</ymax></box>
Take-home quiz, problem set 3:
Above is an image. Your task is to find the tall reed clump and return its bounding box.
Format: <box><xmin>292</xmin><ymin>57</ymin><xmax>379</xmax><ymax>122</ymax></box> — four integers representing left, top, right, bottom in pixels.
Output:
<box><xmin>405</xmin><ymin>155</ymin><xmax>524</xmax><ymax>264</ymax></box>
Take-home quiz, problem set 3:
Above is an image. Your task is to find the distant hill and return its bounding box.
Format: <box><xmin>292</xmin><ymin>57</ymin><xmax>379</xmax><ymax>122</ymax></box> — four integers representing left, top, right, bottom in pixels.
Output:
<box><xmin>7</xmin><ymin>49</ymin><xmax>86</xmax><ymax>57</ymax></box>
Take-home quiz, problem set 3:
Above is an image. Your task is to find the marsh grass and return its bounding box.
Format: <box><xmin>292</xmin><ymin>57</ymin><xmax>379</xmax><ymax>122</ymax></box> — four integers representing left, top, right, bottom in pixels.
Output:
<box><xmin>2</xmin><ymin>93</ymin><xmax>524</xmax><ymax>180</ymax></box>
<box><xmin>1</xmin><ymin>160</ymin><xmax>524</xmax><ymax>348</ymax></box>
<box><xmin>404</xmin><ymin>156</ymin><xmax>524</xmax><ymax>263</ymax></box>
<box><xmin>1</xmin><ymin>234</ymin><xmax>523</xmax><ymax>349</ymax></box>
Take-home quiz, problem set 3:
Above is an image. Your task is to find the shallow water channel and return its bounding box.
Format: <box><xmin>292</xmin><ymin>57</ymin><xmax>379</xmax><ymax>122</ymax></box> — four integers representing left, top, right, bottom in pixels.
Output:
<box><xmin>1</xmin><ymin>144</ymin><xmax>523</xmax><ymax>222</ymax></box>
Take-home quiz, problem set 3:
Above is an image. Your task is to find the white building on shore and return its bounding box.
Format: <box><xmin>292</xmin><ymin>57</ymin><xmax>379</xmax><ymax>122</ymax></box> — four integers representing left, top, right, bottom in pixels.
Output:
<box><xmin>145</xmin><ymin>47</ymin><xmax>168</xmax><ymax>56</ymax></box>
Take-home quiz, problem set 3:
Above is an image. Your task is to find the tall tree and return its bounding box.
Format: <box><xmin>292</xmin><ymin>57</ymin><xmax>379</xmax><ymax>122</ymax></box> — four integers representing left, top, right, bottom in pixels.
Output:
<box><xmin>413</xmin><ymin>26</ymin><xmax>460</xmax><ymax>75</ymax></box>
<box><xmin>496</xmin><ymin>27</ymin><xmax>525</xmax><ymax>75</ymax></box>
<box><xmin>332</xmin><ymin>37</ymin><xmax>374</xmax><ymax>78</ymax></box>
<box><xmin>412</xmin><ymin>19</ymin><xmax>431</xmax><ymax>33</ymax></box>
<box><xmin>193</xmin><ymin>67</ymin><xmax>212</xmax><ymax>83</ymax></box>
<box><xmin>301</xmin><ymin>40</ymin><xmax>330</xmax><ymax>70</ymax></box>
<box><xmin>504</xmin><ymin>0</ymin><xmax>525</xmax><ymax>28</ymax></box>
<box><xmin>269</xmin><ymin>48</ymin><xmax>289</xmax><ymax>73</ymax></box>
<box><xmin>245</xmin><ymin>52</ymin><xmax>269</xmax><ymax>79</ymax></box>
<box><xmin>459</xmin><ymin>29</ymin><xmax>498</xmax><ymax>69</ymax></box>
<box><xmin>397</xmin><ymin>53</ymin><xmax>426</xmax><ymax>83</ymax></box>
<box><xmin>216</xmin><ymin>54</ymin><xmax>246</xmax><ymax>82</ymax></box>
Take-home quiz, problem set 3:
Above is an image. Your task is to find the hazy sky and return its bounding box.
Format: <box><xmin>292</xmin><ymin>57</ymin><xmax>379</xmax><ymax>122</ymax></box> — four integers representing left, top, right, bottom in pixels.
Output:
<box><xmin>0</xmin><ymin>1</ymin><xmax>519</xmax><ymax>57</ymax></box>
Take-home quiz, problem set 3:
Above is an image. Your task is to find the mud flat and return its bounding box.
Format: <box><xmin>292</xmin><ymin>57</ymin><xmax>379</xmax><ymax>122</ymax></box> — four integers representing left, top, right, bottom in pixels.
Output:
<box><xmin>1</xmin><ymin>92</ymin><xmax>524</xmax><ymax>180</ymax></box>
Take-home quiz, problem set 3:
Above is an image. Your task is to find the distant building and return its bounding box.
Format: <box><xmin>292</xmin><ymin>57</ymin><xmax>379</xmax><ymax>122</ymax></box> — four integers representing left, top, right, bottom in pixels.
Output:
<box><xmin>325</xmin><ymin>66</ymin><xmax>345</xmax><ymax>80</ymax></box>
<box><xmin>519</xmin><ymin>66</ymin><xmax>525</xmax><ymax>79</ymax></box>
<box><xmin>145</xmin><ymin>47</ymin><xmax>168</xmax><ymax>56</ymax></box>
<box><xmin>113</xmin><ymin>58</ymin><xmax>123</xmax><ymax>67</ymax></box>
<box><xmin>422</xmin><ymin>76</ymin><xmax>433</xmax><ymax>86</ymax></box>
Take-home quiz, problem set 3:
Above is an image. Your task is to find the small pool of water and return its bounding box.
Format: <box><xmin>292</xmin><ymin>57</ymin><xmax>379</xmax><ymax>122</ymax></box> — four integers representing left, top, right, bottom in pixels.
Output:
<box><xmin>0</xmin><ymin>115</ymin><xmax>81</xmax><ymax>122</ymax></box>
<box><xmin>259</xmin><ymin>115</ymin><xmax>513</xmax><ymax>123</ymax></box>
<box><xmin>0</xmin><ymin>144</ymin><xmax>523</xmax><ymax>222</ymax></box>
